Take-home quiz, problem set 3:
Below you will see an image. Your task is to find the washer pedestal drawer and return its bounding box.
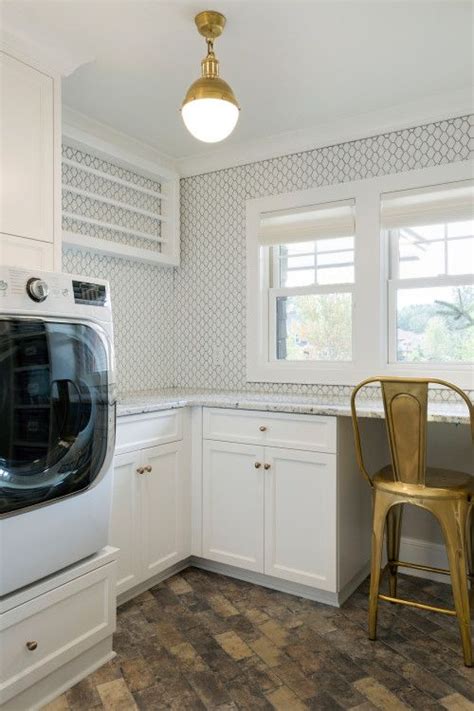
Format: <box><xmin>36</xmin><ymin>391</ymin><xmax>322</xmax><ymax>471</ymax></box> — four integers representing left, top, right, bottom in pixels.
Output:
<box><xmin>0</xmin><ymin>548</ymin><xmax>117</xmax><ymax>708</ymax></box>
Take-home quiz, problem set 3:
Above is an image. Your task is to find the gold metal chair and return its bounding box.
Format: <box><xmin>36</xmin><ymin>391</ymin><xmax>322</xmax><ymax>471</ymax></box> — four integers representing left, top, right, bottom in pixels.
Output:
<box><xmin>351</xmin><ymin>377</ymin><xmax>474</xmax><ymax>667</ymax></box>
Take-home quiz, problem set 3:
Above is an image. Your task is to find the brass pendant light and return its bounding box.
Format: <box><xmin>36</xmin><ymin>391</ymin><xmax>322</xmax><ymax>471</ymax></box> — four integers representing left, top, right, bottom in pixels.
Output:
<box><xmin>181</xmin><ymin>10</ymin><xmax>240</xmax><ymax>143</ymax></box>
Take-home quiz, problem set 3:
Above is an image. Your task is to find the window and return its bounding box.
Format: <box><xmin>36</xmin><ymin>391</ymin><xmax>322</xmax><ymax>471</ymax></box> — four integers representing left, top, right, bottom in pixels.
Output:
<box><xmin>383</xmin><ymin>181</ymin><xmax>474</xmax><ymax>365</ymax></box>
<box><xmin>261</xmin><ymin>200</ymin><xmax>355</xmax><ymax>365</ymax></box>
<box><xmin>247</xmin><ymin>161</ymin><xmax>474</xmax><ymax>387</ymax></box>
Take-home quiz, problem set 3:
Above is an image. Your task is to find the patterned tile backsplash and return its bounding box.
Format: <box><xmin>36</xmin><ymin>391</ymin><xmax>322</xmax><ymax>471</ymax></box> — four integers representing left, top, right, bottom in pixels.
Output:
<box><xmin>63</xmin><ymin>115</ymin><xmax>473</xmax><ymax>397</ymax></box>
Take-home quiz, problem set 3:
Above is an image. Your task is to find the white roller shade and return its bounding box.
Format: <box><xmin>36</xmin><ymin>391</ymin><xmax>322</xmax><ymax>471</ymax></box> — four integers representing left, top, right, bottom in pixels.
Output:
<box><xmin>381</xmin><ymin>179</ymin><xmax>474</xmax><ymax>229</ymax></box>
<box><xmin>258</xmin><ymin>199</ymin><xmax>355</xmax><ymax>246</ymax></box>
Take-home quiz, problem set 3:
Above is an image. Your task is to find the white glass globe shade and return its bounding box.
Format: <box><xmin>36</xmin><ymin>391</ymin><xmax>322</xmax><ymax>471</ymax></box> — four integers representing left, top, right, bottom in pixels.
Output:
<box><xmin>182</xmin><ymin>98</ymin><xmax>239</xmax><ymax>143</ymax></box>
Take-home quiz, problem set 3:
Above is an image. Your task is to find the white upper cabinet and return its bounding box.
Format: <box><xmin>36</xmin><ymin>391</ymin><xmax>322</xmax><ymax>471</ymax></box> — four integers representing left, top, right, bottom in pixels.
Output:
<box><xmin>0</xmin><ymin>50</ymin><xmax>60</xmax><ymax>269</ymax></box>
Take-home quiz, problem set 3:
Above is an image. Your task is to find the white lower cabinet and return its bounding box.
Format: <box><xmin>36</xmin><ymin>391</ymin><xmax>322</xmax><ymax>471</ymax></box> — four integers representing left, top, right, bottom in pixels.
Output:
<box><xmin>109</xmin><ymin>451</ymin><xmax>142</xmax><ymax>596</ymax></box>
<box><xmin>202</xmin><ymin>439</ymin><xmax>337</xmax><ymax>588</ymax></box>
<box><xmin>114</xmin><ymin>407</ymin><xmax>370</xmax><ymax>603</ymax></box>
<box><xmin>200</xmin><ymin>408</ymin><xmax>370</xmax><ymax>598</ymax></box>
<box><xmin>141</xmin><ymin>442</ymin><xmax>188</xmax><ymax>579</ymax></box>
<box><xmin>110</xmin><ymin>411</ymin><xmax>190</xmax><ymax>597</ymax></box>
<box><xmin>264</xmin><ymin>447</ymin><xmax>337</xmax><ymax>591</ymax></box>
<box><xmin>202</xmin><ymin>441</ymin><xmax>264</xmax><ymax>572</ymax></box>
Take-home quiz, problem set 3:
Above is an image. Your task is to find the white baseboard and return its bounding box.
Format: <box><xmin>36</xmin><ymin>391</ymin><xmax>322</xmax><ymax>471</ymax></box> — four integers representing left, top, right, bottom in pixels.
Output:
<box><xmin>399</xmin><ymin>536</ymin><xmax>449</xmax><ymax>584</ymax></box>
<box><xmin>117</xmin><ymin>557</ymin><xmax>192</xmax><ymax>606</ymax></box>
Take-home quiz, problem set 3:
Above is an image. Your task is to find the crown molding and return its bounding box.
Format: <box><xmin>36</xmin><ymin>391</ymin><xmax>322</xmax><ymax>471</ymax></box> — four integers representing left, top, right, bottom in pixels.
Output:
<box><xmin>0</xmin><ymin>28</ymin><xmax>91</xmax><ymax>77</ymax></box>
<box><xmin>176</xmin><ymin>88</ymin><xmax>474</xmax><ymax>178</ymax></box>
<box><xmin>62</xmin><ymin>106</ymin><xmax>179</xmax><ymax>180</ymax></box>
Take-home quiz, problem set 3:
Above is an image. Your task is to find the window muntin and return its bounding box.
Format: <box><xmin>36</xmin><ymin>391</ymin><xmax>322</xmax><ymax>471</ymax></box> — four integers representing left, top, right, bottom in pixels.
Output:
<box><xmin>276</xmin><ymin>237</ymin><xmax>355</xmax><ymax>288</ymax></box>
<box><xmin>391</xmin><ymin>219</ymin><xmax>474</xmax><ymax>280</ymax></box>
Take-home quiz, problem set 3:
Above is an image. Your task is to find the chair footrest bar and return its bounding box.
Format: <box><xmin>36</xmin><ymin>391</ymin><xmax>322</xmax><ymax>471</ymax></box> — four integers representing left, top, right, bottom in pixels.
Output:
<box><xmin>389</xmin><ymin>560</ymin><xmax>474</xmax><ymax>580</ymax></box>
<box><xmin>393</xmin><ymin>560</ymin><xmax>451</xmax><ymax>576</ymax></box>
<box><xmin>378</xmin><ymin>594</ymin><xmax>457</xmax><ymax>616</ymax></box>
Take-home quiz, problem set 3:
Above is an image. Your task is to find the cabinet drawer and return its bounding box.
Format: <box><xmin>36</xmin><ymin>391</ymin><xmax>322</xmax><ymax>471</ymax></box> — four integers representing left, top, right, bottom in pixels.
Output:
<box><xmin>0</xmin><ymin>562</ymin><xmax>116</xmax><ymax>704</ymax></box>
<box><xmin>203</xmin><ymin>408</ymin><xmax>337</xmax><ymax>453</ymax></box>
<box><xmin>116</xmin><ymin>409</ymin><xmax>183</xmax><ymax>453</ymax></box>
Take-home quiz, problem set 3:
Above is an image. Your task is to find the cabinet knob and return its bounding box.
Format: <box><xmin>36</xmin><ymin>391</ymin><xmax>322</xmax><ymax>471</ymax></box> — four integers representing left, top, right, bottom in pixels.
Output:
<box><xmin>254</xmin><ymin>462</ymin><xmax>262</xmax><ymax>469</ymax></box>
<box><xmin>136</xmin><ymin>467</ymin><xmax>145</xmax><ymax>475</ymax></box>
<box><xmin>259</xmin><ymin>425</ymin><xmax>267</xmax><ymax>432</ymax></box>
<box><xmin>144</xmin><ymin>465</ymin><xmax>152</xmax><ymax>473</ymax></box>
<box><xmin>264</xmin><ymin>463</ymin><xmax>271</xmax><ymax>470</ymax></box>
<box><xmin>26</xmin><ymin>641</ymin><xmax>38</xmax><ymax>651</ymax></box>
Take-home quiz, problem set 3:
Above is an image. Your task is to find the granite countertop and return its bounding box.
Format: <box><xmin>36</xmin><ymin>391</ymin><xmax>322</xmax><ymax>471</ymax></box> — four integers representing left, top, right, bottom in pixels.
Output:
<box><xmin>116</xmin><ymin>388</ymin><xmax>471</xmax><ymax>425</ymax></box>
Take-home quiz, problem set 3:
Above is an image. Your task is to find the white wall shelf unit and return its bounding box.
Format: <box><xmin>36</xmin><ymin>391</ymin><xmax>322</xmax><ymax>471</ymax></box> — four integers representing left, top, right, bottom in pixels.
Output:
<box><xmin>61</xmin><ymin>127</ymin><xmax>180</xmax><ymax>267</ymax></box>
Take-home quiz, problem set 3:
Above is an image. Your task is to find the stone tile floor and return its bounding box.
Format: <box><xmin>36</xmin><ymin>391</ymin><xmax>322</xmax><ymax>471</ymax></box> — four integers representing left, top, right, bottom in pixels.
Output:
<box><xmin>44</xmin><ymin>568</ymin><xmax>473</xmax><ymax>710</ymax></box>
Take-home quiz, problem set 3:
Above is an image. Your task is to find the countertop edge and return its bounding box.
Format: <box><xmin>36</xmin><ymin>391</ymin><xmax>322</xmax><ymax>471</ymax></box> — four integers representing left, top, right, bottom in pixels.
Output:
<box><xmin>116</xmin><ymin>393</ymin><xmax>469</xmax><ymax>425</ymax></box>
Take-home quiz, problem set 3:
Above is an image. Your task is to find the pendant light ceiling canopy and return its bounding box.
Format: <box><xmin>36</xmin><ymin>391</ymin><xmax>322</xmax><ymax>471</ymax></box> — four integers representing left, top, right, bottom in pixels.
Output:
<box><xmin>181</xmin><ymin>10</ymin><xmax>240</xmax><ymax>143</ymax></box>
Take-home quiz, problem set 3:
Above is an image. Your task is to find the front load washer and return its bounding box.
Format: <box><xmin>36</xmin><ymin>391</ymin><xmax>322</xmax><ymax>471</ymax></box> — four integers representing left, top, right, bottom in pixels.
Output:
<box><xmin>0</xmin><ymin>267</ymin><xmax>116</xmax><ymax>596</ymax></box>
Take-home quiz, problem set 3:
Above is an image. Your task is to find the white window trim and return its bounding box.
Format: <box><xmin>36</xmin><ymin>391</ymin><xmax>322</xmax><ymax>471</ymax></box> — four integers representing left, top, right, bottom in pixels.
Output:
<box><xmin>246</xmin><ymin>159</ymin><xmax>474</xmax><ymax>388</ymax></box>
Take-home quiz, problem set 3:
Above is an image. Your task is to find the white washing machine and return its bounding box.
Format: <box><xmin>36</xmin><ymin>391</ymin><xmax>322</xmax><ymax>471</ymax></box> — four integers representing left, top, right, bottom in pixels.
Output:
<box><xmin>0</xmin><ymin>267</ymin><xmax>116</xmax><ymax>596</ymax></box>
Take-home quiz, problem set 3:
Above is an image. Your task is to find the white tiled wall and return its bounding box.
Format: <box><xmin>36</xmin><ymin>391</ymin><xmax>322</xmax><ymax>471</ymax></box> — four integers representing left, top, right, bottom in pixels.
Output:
<box><xmin>62</xmin><ymin>115</ymin><xmax>473</xmax><ymax>396</ymax></box>
<box><xmin>62</xmin><ymin>146</ymin><xmax>174</xmax><ymax>393</ymax></box>
<box><xmin>176</xmin><ymin>115</ymin><xmax>473</xmax><ymax>395</ymax></box>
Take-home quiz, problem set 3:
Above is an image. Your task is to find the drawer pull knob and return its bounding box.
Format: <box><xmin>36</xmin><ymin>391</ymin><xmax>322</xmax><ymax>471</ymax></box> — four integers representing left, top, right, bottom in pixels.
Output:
<box><xmin>264</xmin><ymin>463</ymin><xmax>271</xmax><ymax>470</ymax></box>
<box><xmin>144</xmin><ymin>465</ymin><xmax>152</xmax><ymax>473</ymax></box>
<box><xmin>136</xmin><ymin>467</ymin><xmax>145</xmax><ymax>475</ymax></box>
<box><xmin>259</xmin><ymin>426</ymin><xmax>267</xmax><ymax>432</ymax></box>
<box><xmin>254</xmin><ymin>462</ymin><xmax>262</xmax><ymax>469</ymax></box>
<box><xmin>26</xmin><ymin>641</ymin><xmax>38</xmax><ymax>651</ymax></box>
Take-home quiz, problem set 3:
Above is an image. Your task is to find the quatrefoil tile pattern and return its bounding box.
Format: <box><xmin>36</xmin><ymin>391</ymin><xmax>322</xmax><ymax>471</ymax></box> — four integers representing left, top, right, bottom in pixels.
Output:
<box><xmin>175</xmin><ymin>115</ymin><xmax>473</xmax><ymax>399</ymax></box>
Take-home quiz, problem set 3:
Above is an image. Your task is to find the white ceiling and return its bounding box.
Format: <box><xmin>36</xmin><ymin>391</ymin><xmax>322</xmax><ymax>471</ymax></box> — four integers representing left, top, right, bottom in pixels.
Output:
<box><xmin>2</xmin><ymin>0</ymin><xmax>473</xmax><ymax>161</ymax></box>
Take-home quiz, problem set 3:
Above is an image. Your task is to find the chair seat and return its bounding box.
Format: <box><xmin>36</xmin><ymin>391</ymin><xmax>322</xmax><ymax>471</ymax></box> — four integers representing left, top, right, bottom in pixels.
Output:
<box><xmin>374</xmin><ymin>465</ymin><xmax>474</xmax><ymax>499</ymax></box>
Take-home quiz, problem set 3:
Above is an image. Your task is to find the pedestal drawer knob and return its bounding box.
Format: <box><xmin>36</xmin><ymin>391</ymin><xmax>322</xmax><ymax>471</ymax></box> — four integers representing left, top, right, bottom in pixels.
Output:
<box><xmin>259</xmin><ymin>426</ymin><xmax>267</xmax><ymax>432</ymax></box>
<box><xmin>26</xmin><ymin>641</ymin><xmax>38</xmax><ymax>651</ymax></box>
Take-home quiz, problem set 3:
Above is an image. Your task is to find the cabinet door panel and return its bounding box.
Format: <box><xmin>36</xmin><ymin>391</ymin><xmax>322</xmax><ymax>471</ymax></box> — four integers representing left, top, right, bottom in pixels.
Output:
<box><xmin>202</xmin><ymin>441</ymin><xmax>264</xmax><ymax>572</ymax></box>
<box><xmin>264</xmin><ymin>447</ymin><xmax>337</xmax><ymax>591</ymax></box>
<box><xmin>0</xmin><ymin>235</ymin><xmax>54</xmax><ymax>270</ymax></box>
<box><xmin>109</xmin><ymin>451</ymin><xmax>142</xmax><ymax>595</ymax></box>
<box><xmin>0</xmin><ymin>53</ymin><xmax>53</xmax><ymax>243</ymax></box>
<box><xmin>141</xmin><ymin>442</ymin><xmax>187</xmax><ymax>577</ymax></box>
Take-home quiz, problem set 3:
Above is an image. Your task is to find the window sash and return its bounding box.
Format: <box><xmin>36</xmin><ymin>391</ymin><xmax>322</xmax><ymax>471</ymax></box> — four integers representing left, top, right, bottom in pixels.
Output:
<box><xmin>387</xmin><ymin>274</ymin><xmax>474</xmax><ymax>364</ymax></box>
<box><xmin>389</xmin><ymin>226</ymin><xmax>474</xmax><ymax>280</ymax></box>
<box><xmin>268</xmin><ymin>284</ymin><xmax>355</xmax><ymax>364</ymax></box>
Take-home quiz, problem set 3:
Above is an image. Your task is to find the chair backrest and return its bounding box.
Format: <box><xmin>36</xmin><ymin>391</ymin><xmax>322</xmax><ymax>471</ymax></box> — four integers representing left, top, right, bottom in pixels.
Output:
<box><xmin>351</xmin><ymin>377</ymin><xmax>474</xmax><ymax>487</ymax></box>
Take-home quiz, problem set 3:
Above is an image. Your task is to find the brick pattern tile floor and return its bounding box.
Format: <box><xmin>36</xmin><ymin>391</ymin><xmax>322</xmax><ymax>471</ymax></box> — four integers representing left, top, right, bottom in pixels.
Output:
<box><xmin>43</xmin><ymin>568</ymin><xmax>474</xmax><ymax>710</ymax></box>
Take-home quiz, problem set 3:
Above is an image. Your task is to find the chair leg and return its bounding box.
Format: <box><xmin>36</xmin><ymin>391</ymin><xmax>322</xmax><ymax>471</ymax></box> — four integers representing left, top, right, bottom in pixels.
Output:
<box><xmin>431</xmin><ymin>498</ymin><xmax>472</xmax><ymax>668</ymax></box>
<box><xmin>369</xmin><ymin>490</ymin><xmax>392</xmax><ymax>641</ymax></box>
<box><xmin>386</xmin><ymin>503</ymin><xmax>403</xmax><ymax>598</ymax></box>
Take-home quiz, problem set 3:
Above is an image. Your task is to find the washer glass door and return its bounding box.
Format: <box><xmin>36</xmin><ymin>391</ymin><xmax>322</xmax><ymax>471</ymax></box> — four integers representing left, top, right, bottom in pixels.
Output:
<box><xmin>0</xmin><ymin>318</ymin><xmax>111</xmax><ymax>515</ymax></box>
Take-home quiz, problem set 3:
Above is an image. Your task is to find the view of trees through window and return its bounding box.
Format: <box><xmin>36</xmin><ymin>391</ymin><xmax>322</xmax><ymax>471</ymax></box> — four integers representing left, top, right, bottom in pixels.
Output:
<box><xmin>276</xmin><ymin>293</ymin><xmax>352</xmax><ymax>361</ymax></box>
<box><xmin>392</xmin><ymin>220</ymin><xmax>473</xmax><ymax>363</ymax></box>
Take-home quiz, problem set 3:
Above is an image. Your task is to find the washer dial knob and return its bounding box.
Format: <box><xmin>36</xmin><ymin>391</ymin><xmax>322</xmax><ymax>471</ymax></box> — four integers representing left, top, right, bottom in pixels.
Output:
<box><xmin>26</xmin><ymin>278</ymin><xmax>49</xmax><ymax>303</ymax></box>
